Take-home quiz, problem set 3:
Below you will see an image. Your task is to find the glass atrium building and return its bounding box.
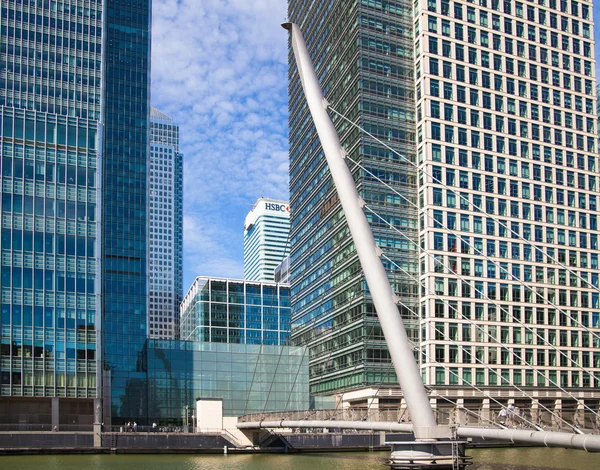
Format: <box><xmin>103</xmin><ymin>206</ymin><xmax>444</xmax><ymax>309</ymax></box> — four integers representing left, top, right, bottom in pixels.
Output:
<box><xmin>180</xmin><ymin>277</ymin><xmax>291</xmax><ymax>346</ymax></box>
<box><xmin>0</xmin><ymin>1</ymin><xmax>151</xmax><ymax>427</ymax></box>
<box><xmin>146</xmin><ymin>340</ymin><xmax>309</xmax><ymax>422</ymax></box>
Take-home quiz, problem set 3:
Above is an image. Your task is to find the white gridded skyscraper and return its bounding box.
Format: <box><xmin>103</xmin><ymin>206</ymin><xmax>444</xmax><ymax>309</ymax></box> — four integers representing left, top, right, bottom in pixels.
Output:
<box><xmin>148</xmin><ymin>108</ymin><xmax>183</xmax><ymax>339</ymax></box>
<box><xmin>244</xmin><ymin>198</ymin><xmax>290</xmax><ymax>282</ymax></box>
<box><xmin>417</xmin><ymin>0</ymin><xmax>599</xmax><ymax>393</ymax></box>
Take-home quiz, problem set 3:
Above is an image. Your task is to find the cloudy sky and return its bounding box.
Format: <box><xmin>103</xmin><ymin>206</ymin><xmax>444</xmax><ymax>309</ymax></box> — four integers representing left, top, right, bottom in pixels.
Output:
<box><xmin>151</xmin><ymin>0</ymin><xmax>290</xmax><ymax>290</ymax></box>
<box><xmin>151</xmin><ymin>1</ymin><xmax>600</xmax><ymax>292</ymax></box>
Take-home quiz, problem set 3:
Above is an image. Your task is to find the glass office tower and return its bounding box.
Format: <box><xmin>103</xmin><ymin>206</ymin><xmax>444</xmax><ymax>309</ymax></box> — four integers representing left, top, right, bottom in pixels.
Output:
<box><xmin>101</xmin><ymin>0</ymin><xmax>151</xmax><ymax>424</ymax></box>
<box><xmin>288</xmin><ymin>0</ymin><xmax>420</xmax><ymax>395</ymax></box>
<box><xmin>244</xmin><ymin>198</ymin><xmax>290</xmax><ymax>282</ymax></box>
<box><xmin>0</xmin><ymin>1</ymin><xmax>104</xmax><ymax>427</ymax></box>
<box><xmin>0</xmin><ymin>1</ymin><xmax>151</xmax><ymax>427</ymax></box>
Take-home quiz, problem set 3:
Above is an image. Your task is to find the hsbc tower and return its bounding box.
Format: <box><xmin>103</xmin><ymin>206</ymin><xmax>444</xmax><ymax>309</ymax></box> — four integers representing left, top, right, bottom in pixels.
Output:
<box><xmin>244</xmin><ymin>198</ymin><xmax>291</xmax><ymax>282</ymax></box>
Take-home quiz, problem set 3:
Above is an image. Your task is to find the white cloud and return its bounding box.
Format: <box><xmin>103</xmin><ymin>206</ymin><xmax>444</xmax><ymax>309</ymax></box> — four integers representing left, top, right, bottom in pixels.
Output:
<box><xmin>151</xmin><ymin>0</ymin><xmax>290</xmax><ymax>289</ymax></box>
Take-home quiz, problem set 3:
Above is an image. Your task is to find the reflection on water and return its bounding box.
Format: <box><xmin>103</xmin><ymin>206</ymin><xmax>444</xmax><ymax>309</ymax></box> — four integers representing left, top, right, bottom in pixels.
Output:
<box><xmin>1</xmin><ymin>448</ymin><xmax>598</xmax><ymax>470</ymax></box>
<box><xmin>469</xmin><ymin>448</ymin><xmax>599</xmax><ymax>470</ymax></box>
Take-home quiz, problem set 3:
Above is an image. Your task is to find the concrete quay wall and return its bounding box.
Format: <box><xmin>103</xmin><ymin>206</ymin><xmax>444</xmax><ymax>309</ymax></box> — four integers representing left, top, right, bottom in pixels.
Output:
<box><xmin>0</xmin><ymin>432</ymin><xmax>232</xmax><ymax>454</ymax></box>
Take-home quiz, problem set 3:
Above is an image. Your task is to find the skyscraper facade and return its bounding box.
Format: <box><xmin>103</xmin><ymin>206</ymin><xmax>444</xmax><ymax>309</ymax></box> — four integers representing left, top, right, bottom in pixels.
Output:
<box><xmin>418</xmin><ymin>0</ymin><xmax>599</xmax><ymax>396</ymax></box>
<box><xmin>287</xmin><ymin>0</ymin><xmax>420</xmax><ymax>395</ymax></box>
<box><xmin>148</xmin><ymin>108</ymin><xmax>183</xmax><ymax>340</ymax></box>
<box><xmin>0</xmin><ymin>1</ymin><xmax>151</xmax><ymax>427</ymax></box>
<box><xmin>244</xmin><ymin>198</ymin><xmax>290</xmax><ymax>282</ymax></box>
<box><xmin>288</xmin><ymin>0</ymin><xmax>600</xmax><ymax>412</ymax></box>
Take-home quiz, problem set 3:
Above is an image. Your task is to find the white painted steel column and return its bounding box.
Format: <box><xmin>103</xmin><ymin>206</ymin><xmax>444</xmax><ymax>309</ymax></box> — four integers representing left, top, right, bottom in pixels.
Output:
<box><xmin>283</xmin><ymin>22</ymin><xmax>438</xmax><ymax>432</ymax></box>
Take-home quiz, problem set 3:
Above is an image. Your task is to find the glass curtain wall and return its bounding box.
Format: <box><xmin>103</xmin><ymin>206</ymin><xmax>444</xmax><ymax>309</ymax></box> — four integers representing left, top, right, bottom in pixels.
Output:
<box><xmin>101</xmin><ymin>0</ymin><xmax>151</xmax><ymax>423</ymax></box>
<box><xmin>288</xmin><ymin>0</ymin><xmax>419</xmax><ymax>395</ymax></box>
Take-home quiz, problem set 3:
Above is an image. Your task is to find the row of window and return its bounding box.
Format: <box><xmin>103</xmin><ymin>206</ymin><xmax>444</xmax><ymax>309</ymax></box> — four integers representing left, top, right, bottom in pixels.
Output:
<box><xmin>426</xmin><ymin>0</ymin><xmax>591</xmax><ymax>23</ymax></box>
<box><xmin>432</xmin><ymin>343</ymin><xmax>599</xmax><ymax>367</ymax></box>
<box><xmin>433</xmin><ymin>199</ymin><xmax>598</xmax><ymax>230</ymax></box>
<box><xmin>430</xmin><ymin>175</ymin><xmax>597</xmax><ymax>209</ymax></box>
<box><xmin>430</xmin><ymin>251</ymin><xmax>598</xmax><ymax>286</ymax></box>
<box><xmin>431</xmin><ymin>101</ymin><xmax>594</xmax><ymax>137</ymax></box>
<box><xmin>425</xmin><ymin>14</ymin><xmax>592</xmax><ymax>54</ymax></box>
<box><xmin>432</xmin><ymin>165</ymin><xmax>598</xmax><ymax>195</ymax></box>
<box><xmin>426</xmin><ymin>33</ymin><xmax>592</xmax><ymax>83</ymax></box>
<box><xmin>432</xmin><ymin>366</ymin><xmax>597</xmax><ymax>387</ymax></box>
<box><xmin>429</xmin><ymin>61</ymin><xmax>593</xmax><ymax>107</ymax></box>
<box><xmin>428</xmin><ymin>236</ymin><xmax>598</xmax><ymax>270</ymax></box>
<box><xmin>430</xmin><ymin>219</ymin><xmax>599</xmax><ymax>253</ymax></box>
<box><xmin>429</xmin><ymin>144</ymin><xmax>596</xmax><ymax>170</ymax></box>
<box><xmin>428</xmin><ymin>80</ymin><xmax>594</xmax><ymax>120</ymax></box>
<box><xmin>426</xmin><ymin>34</ymin><xmax>592</xmax><ymax>72</ymax></box>
<box><xmin>431</xmin><ymin>276</ymin><xmax>597</xmax><ymax>307</ymax></box>
<box><xmin>2</xmin><ymin>194</ymin><xmax>96</xmax><ymax>220</ymax></box>
<box><xmin>430</xmin><ymin>121</ymin><xmax>595</xmax><ymax>153</ymax></box>
<box><xmin>427</xmin><ymin>55</ymin><xmax>595</xmax><ymax>101</ymax></box>
<box><xmin>426</xmin><ymin>11</ymin><xmax>592</xmax><ymax>40</ymax></box>
<box><xmin>429</xmin><ymin>300</ymin><xmax>599</xmax><ymax>326</ymax></box>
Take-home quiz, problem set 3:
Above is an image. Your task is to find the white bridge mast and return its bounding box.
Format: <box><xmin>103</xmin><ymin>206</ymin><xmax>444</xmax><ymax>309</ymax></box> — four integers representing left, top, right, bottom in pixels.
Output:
<box><xmin>282</xmin><ymin>22</ymin><xmax>441</xmax><ymax>438</ymax></box>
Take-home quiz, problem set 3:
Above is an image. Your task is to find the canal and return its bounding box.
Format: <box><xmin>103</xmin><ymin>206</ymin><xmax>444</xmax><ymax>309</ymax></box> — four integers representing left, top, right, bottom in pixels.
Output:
<box><xmin>1</xmin><ymin>448</ymin><xmax>598</xmax><ymax>470</ymax></box>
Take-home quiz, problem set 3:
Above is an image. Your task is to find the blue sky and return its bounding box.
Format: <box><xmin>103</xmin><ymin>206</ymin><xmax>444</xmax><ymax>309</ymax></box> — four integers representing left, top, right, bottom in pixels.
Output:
<box><xmin>151</xmin><ymin>1</ymin><xmax>600</xmax><ymax>292</ymax></box>
<box><xmin>151</xmin><ymin>0</ymin><xmax>290</xmax><ymax>291</ymax></box>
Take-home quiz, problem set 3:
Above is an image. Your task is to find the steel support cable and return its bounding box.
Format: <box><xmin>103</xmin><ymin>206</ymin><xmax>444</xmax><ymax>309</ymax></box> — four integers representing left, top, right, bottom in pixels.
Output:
<box><xmin>343</xmin><ymin>145</ymin><xmax>600</xmax><ymax>385</ymax></box>
<box><xmin>370</xmin><ymin>223</ymin><xmax>600</xmax><ymax>423</ymax></box>
<box><xmin>343</xmin><ymin>148</ymin><xmax>600</xmax><ymax>349</ymax></box>
<box><xmin>329</xmin><ymin>105</ymin><xmax>600</xmax><ymax>344</ymax></box>
<box><xmin>364</xmin><ymin>202</ymin><xmax>600</xmax><ymax>392</ymax></box>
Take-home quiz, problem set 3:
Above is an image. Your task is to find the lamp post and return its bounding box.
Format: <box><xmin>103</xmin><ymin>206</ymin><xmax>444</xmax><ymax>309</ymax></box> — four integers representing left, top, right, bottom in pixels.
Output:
<box><xmin>185</xmin><ymin>405</ymin><xmax>189</xmax><ymax>431</ymax></box>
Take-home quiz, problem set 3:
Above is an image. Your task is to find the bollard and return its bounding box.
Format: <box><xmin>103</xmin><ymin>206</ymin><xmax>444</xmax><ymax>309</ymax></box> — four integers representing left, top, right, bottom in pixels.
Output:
<box><xmin>224</xmin><ymin>445</ymin><xmax>228</xmax><ymax>455</ymax></box>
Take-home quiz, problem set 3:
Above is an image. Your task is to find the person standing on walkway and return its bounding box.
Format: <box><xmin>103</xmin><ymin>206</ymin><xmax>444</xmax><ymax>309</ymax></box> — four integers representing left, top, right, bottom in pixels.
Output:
<box><xmin>498</xmin><ymin>408</ymin><xmax>508</xmax><ymax>426</ymax></box>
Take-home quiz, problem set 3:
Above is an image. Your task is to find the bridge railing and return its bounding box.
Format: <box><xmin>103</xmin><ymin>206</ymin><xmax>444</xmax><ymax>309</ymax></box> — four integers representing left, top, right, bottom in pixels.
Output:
<box><xmin>240</xmin><ymin>404</ymin><xmax>600</xmax><ymax>433</ymax></box>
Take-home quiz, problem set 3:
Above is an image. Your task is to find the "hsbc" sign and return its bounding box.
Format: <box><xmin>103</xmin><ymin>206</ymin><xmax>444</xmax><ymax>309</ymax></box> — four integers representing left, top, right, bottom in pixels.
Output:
<box><xmin>265</xmin><ymin>203</ymin><xmax>290</xmax><ymax>213</ymax></box>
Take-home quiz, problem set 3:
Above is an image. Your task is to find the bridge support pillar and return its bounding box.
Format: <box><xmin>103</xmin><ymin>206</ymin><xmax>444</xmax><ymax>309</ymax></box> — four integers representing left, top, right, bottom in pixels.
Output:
<box><xmin>399</xmin><ymin>399</ymin><xmax>409</xmax><ymax>423</ymax></box>
<box><xmin>531</xmin><ymin>400</ymin><xmax>540</xmax><ymax>428</ymax></box>
<box><xmin>575</xmin><ymin>400</ymin><xmax>585</xmax><ymax>430</ymax></box>
<box><xmin>480</xmin><ymin>399</ymin><xmax>491</xmax><ymax>426</ymax></box>
<box><xmin>455</xmin><ymin>399</ymin><xmax>468</xmax><ymax>426</ymax></box>
<box><xmin>553</xmin><ymin>399</ymin><xmax>563</xmax><ymax>430</ymax></box>
<box><xmin>429</xmin><ymin>397</ymin><xmax>438</xmax><ymax>424</ymax></box>
<box><xmin>367</xmin><ymin>397</ymin><xmax>379</xmax><ymax>421</ymax></box>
